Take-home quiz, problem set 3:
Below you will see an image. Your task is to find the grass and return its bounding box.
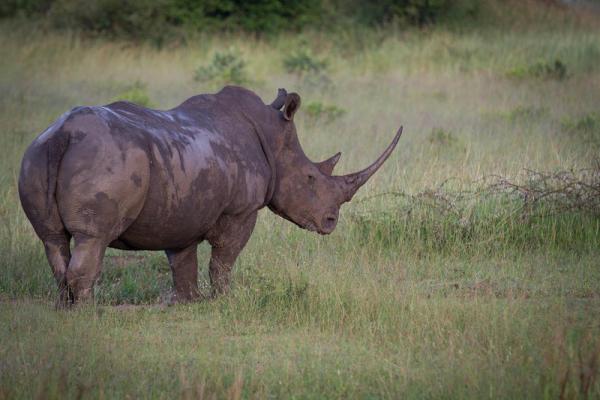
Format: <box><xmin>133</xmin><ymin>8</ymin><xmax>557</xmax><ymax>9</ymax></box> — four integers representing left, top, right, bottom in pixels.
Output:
<box><xmin>1</xmin><ymin>8</ymin><xmax>600</xmax><ymax>398</ymax></box>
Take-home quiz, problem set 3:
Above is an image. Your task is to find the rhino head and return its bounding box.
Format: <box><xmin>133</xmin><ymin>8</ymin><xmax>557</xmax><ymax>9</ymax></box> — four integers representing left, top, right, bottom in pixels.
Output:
<box><xmin>267</xmin><ymin>88</ymin><xmax>402</xmax><ymax>235</ymax></box>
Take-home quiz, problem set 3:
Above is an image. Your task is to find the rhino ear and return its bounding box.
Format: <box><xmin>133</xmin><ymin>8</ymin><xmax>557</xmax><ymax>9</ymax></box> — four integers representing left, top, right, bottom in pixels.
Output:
<box><xmin>283</xmin><ymin>93</ymin><xmax>301</xmax><ymax>121</ymax></box>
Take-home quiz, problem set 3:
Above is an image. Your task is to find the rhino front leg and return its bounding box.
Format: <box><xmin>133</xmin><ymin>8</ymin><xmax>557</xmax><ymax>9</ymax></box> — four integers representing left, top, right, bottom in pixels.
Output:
<box><xmin>207</xmin><ymin>212</ymin><xmax>258</xmax><ymax>297</ymax></box>
<box><xmin>165</xmin><ymin>243</ymin><xmax>200</xmax><ymax>303</ymax></box>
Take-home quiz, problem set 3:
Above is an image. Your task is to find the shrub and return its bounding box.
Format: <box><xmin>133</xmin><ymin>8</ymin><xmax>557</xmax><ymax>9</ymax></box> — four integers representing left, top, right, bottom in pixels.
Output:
<box><xmin>172</xmin><ymin>0</ymin><xmax>323</xmax><ymax>33</ymax></box>
<box><xmin>283</xmin><ymin>48</ymin><xmax>328</xmax><ymax>76</ymax></box>
<box><xmin>333</xmin><ymin>0</ymin><xmax>479</xmax><ymax>27</ymax></box>
<box><xmin>561</xmin><ymin>112</ymin><xmax>600</xmax><ymax>148</ymax></box>
<box><xmin>283</xmin><ymin>48</ymin><xmax>332</xmax><ymax>88</ymax></box>
<box><xmin>482</xmin><ymin>106</ymin><xmax>548</xmax><ymax>126</ymax></box>
<box><xmin>194</xmin><ymin>49</ymin><xmax>248</xmax><ymax>85</ymax></box>
<box><xmin>0</xmin><ymin>0</ymin><xmax>53</xmax><ymax>17</ymax></box>
<box><xmin>1</xmin><ymin>0</ymin><xmax>480</xmax><ymax>40</ymax></box>
<box><xmin>502</xmin><ymin>105</ymin><xmax>548</xmax><ymax>124</ymax></box>
<box><xmin>47</xmin><ymin>0</ymin><xmax>177</xmax><ymax>43</ymax></box>
<box><xmin>562</xmin><ymin>112</ymin><xmax>600</xmax><ymax>135</ymax></box>
<box><xmin>110</xmin><ymin>81</ymin><xmax>154</xmax><ymax>108</ymax></box>
<box><xmin>352</xmin><ymin>166</ymin><xmax>600</xmax><ymax>253</ymax></box>
<box><xmin>304</xmin><ymin>101</ymin><xmax>345</xmax><ymax>124</ymax></box>
<box><xmin>507</xmin><ymin>59</ymin><xmax>568</xmax><ymax>81</ymax></box>
<box><xmin>6</xmin><ymin>0</ymin><xmax>324</xmax><ymax>39</ymax></box>
<box><xmin>428</xmin><ymin>127</ymin><xmax>457</xmax><ymax>146</ymax></box>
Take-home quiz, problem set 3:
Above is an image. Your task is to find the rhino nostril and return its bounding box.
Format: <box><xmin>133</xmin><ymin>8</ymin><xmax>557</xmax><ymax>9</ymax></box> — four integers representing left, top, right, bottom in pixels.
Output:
<box><xmin>322</xmin><ymin>214</ymin><xmax>337</xmax><ymax>231</ymax></box>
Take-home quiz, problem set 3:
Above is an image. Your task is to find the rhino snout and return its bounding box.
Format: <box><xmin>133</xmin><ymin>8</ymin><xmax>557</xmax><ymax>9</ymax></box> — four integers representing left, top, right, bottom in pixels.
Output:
<box><xmin>319</xmin><ymin>212</ymin><xmax>338</xmax><ymax>235</ymax></box>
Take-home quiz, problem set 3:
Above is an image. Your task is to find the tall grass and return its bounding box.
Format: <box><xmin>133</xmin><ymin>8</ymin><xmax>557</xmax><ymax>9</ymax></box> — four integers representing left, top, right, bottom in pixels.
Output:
<box><xmin>1</xmin><ymin>14</ymin><xmax>600</xmax><ymax>398</ymax></box>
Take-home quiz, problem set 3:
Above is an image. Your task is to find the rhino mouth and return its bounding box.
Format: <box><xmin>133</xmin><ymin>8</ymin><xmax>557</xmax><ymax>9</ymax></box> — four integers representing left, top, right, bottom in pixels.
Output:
<box><xmin>292</xmin><ymin>217</ymin><xmax>318</xmax><ymax>233</ymax></box>
<box><xmin>268</xmin><ymin>205</ymin><xmax>333</xmax><ymax>235</ymax></box>
<box><xmin>287</xmin><ymin>215</ymin><xmax>330</xmax><ymax>235</ymax></box>
<box><xmin>295</xmin><ymin>216</ymin><xmax>336</xmax><ymax>235</ymax></box>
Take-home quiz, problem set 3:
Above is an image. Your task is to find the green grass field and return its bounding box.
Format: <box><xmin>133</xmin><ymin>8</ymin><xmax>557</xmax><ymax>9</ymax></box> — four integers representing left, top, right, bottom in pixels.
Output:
<box><xmin>1</xmin><ymin>8</ymin><xmax>600</xmax><ymax>399</ymax></box>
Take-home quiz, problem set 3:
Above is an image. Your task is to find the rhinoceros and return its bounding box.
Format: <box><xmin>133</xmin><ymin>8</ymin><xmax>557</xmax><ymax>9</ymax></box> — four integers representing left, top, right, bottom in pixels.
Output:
<box><xmin>19</xmin><ymin>86</ymin><xmax>402</xmax><ymax>306</ymax></box>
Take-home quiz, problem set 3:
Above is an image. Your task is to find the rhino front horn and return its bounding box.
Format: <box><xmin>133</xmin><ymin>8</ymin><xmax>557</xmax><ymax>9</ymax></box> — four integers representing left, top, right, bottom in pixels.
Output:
<box><xmin>338</xmin><ymin>126</ymin><xmax>403</xmax><ymax>202</ymax></box>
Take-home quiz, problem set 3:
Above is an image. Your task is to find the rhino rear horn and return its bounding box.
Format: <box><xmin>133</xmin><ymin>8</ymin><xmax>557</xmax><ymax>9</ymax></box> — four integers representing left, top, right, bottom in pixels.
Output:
<box><xmin>315</xmin><ymin>152</ymin><xmax>341</xmax><ymax>175</ymax></box>
<box><xmin>271</xmin><ymin>88</ymin><xmax>287</xmax><ymax>110</ymax></box>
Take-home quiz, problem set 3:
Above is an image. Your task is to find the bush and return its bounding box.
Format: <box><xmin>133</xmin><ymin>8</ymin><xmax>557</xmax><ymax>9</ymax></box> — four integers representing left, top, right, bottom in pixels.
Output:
<box><xmin>561</xmin><ymin>112</ymin><xmax>600</xmax><ymax>148</ymax></box>
<box><xmin>562</xmin><ymin>112</ymin><xmax>600</xmax><ymax>135</ymax></box>
<box><xmin>502</xmin><ymin>106</ymin><xmax>548</xmax><ymax>124</ymax></box>
<box><xmin>304</xmin><ymin>101</ymin><xmax>345</xmax><ymax>124</ymax></box>
<box><xmin>283</xmin><ymin>48</ymin><xmax>332</xmax><ymax>88</ymax></box>
<box><xmin>507</xmin><ymin>59</ymin><xmax>568</xmax><ymax>81</ymax></box>
<box><xmin>330</xmin><ymin>0</ymin><xmax>479</xmax><ymax>27</ymax></box>
<box><xmin>194</xmin><ymin>0</ymin><xmax>323</xmax><ymax>33</ymax></box>
<box><xmin>0</xmin><ymin>0</ymin><xmax>53</xmax><ymax>18</ymax></box>
<box><xmin>283</xmin><ymin>48</ymin><xmax>328</xmax><ymax>76</ymax></box>
<box><xmin>428</xmin><ymin>127</ymin><xmax>457</xmax><ymax>146</ymax></box>
<box><xmin>47</xmin><ymin>0</ymin><xmax>177</xmax><ymax>42</ymax></box>
<box><xmin>5</xmin><ymin>0</ymin><xmax>324</xmax><ymax>39</ymax></box>
<box><xmin>110</xmin><ymin>81</ymin><xmax>154</xmax><ymax>108</ymax></box>
<box><xmin>352</xmin><ymin>166</ymin><xmax>600</xmax><ymax>253</ymax></box>
<box><xmin>194</xmin><ymin>49</ymin><xmax>248</xmax><ymax>85</ymax></box>
<box><xmin>1</xmin><ymin>0</ymin><xmax>480</xmax><ymax>40</ymax></box>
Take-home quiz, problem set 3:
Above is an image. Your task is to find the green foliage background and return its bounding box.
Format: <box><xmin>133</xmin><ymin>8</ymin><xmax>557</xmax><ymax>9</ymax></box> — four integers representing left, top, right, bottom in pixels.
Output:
<box><xmin>1</xmin><ymin>0</ymin><xmax>479</xmax><ymax>40</ymax></box>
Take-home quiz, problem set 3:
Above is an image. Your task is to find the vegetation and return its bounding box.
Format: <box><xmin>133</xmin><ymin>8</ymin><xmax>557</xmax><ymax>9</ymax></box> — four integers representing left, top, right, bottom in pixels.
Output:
<box><xmin>110</xmin><ymin>81</ymin><xmax>155</xmax><ymax>107</ymax></box>
<box><xmin>507</xmin><ymin>58</ymin><xmax>568</xmax><ymax>80</ymax></box>
<box><xmin>1</xmin><ymin>0</ymin><xmax>479</xmax><ymax>40</ymax></box>
<box><xmin>194</xmin><ymin>49</ymin><xmax>248</xmax><ymax>86</ymax></box>
<box><xmin>1</xmin><ymin>1</ymin><xmax>600</xmax><ymax>398</ymax></box>
<box><xmin>283</xmin><ymin>48</ymin><xmax>328</xmax><ymax>76</ymax></box>
<box><xmin>304</xmin><ymin>101</ymin><xmax>346</xmax><ymax>125</ymax></box>
<box><xmin>562</xmin><ymin>112</ymin><xmax>600</xmax><ymax>149</ymax></box>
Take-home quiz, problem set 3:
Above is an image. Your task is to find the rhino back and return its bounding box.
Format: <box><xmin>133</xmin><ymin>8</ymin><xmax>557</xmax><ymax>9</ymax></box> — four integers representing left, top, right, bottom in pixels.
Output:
<box><xmin>61</xmin><ymin>99</ymin><xmax>270</xmax><ymax>250</ymax></box>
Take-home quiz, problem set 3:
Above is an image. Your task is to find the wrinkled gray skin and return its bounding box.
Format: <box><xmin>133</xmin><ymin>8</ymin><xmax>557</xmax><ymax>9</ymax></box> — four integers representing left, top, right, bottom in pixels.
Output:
<box><xmin>18</xmin><ymin>86</ymin><xmax>402</xmax><ymax>306</ymax></box>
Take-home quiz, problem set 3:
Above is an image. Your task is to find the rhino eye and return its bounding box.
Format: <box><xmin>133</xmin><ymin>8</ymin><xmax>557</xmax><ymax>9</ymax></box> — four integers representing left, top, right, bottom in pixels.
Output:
<box><xmin>307</xmin><ymin>174</ymin><xmax>316</xmax><ymax>184</ymax></box>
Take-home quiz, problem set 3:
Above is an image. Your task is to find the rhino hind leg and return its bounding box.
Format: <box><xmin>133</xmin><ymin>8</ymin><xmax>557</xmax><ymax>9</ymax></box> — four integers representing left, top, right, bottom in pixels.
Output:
<box><xmin>65</xmin><ymin>234</ymin><xmax>107</xmax><ymax>303</ymax></box>
<box><xmin>43</xmin><ymin>234</ymin><xmax>73</xmax><ymax>307</ymax></box>
<box><xmin>165</xmin><ymin>243</ymin><xmax>200</xmax><ymax>303</ymax></box>
<box><xmin>18</xmin><ymin>132</ymin><xmax>75</xmax><ymax>306</ymax></box>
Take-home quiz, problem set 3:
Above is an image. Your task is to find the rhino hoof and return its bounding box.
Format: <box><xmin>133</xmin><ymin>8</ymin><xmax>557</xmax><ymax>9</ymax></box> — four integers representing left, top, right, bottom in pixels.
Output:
<box><xmin>167</xmin><ymin>292</ymin><xmax>202</xmax><ymax>306</ymax></box>
<box><xmin>55</xmin><ymin>286</ymin><xmax>75</xmax><ymax>310</ymax></box>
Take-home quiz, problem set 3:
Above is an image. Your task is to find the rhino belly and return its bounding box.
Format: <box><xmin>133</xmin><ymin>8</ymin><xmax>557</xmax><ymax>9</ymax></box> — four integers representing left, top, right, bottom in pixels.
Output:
<box><xmin>113</xmin><ymin>208</ymin><xmax>223</xmax><ymax>250</ymax></box>
<box><xmin>113</xmin><ymin>164</ymin><xmax>233</xmax><ymax>250</ymax></box>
